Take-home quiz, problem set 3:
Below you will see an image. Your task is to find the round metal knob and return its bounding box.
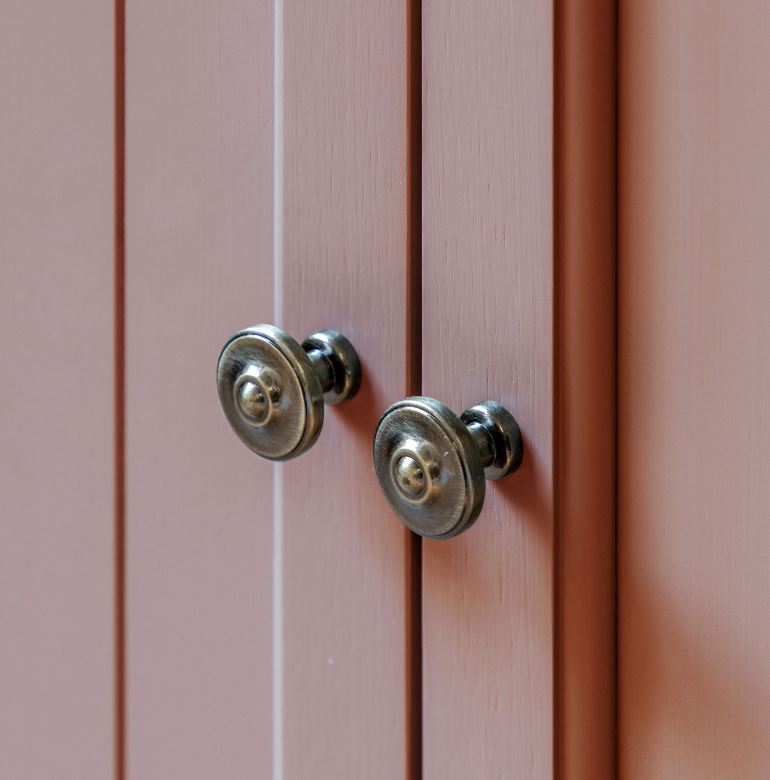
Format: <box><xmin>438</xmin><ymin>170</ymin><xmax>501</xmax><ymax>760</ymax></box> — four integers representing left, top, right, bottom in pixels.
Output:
<box><xmin>373</xmin><ymin>396</ymin><xmax>524</xmax><ymax>539</ymax></box>
<box><xmin>217</xmin><ymin>324</ymin><xmax>361</xmax><ymax>460</ymax></box>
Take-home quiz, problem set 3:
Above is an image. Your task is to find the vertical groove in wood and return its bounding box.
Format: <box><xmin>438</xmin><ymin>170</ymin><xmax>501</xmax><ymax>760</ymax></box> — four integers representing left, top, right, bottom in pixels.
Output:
<box><xmin>612</xmin><ymin>2</ymin><xmax>620</xmax><ymax>769</ymax></box>
<box><xmin>406</xmin><ymin>533</ymin><xmax>422</xmax><ymax>780</ymax></box>
<box><xmin>407</xmin><ymin>1</ymin><xmax>423</xmax><ymax>778</ymax></box>
<box><xmin>554</xmin><ymin>0</ymin><xmax>617</xmax><ymax>777</ymax></box>
<box><xmin>407</xmin><ymin>0</ymin><xmax>423</xmax><ymax>398</ymax></box>
<box><xmin>114</xmin><ymin>0</ymin><xmax>125</xmax><ymax>777</ymax></box>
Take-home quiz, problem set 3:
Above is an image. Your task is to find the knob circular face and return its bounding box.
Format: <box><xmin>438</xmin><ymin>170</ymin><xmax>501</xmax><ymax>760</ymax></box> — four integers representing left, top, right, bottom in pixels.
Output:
<box><xmin>373</xmin><ymin>397</ymin><xmax>486</xmax><ymax>539</ymax></box>
<box><xmin>217</xmin><ymin>324</ymin><xmax>324</xmax><ymax>460</ymax></box>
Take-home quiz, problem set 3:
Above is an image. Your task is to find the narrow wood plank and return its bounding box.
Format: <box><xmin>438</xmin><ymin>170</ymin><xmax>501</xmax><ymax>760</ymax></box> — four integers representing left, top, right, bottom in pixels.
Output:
<box><xmin>421</xmin><ymin>2</ymin><xmax>554</xmax><ymax>777</ymax></box>
<box><xmin>555</xmin><ymin>0</ymin><xmax>617</xmax><ymax>777</ymax></box>
<box><xmin>0</xmin><ymin>2</ymin><xmax>115</xmax><ymax>776</ymax></box>
<box><xmin>125</xmin><ymin>2</ymin><xmax>273</xmax><ymax>776</ymax></box>
<box><xmin>281</xmin><ymin>2</ymin><xmax>413</xmax><ymax>776</ymax></box>
<box><xmin>619</xmin><ymin>2</ymin><xmax>770</xmax><ymax>778</ymax></box>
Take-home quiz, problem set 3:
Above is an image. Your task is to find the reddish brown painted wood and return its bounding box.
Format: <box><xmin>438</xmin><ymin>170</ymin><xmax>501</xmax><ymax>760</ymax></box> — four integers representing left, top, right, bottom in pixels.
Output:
<box><xmin>0</xmin><ymin>2</ymin><xmax>115</xmax><ymax>776</ymax></box>
<box><xmin>619</xmin><ymin>2</ymin><xmax>770</xmax><ymax>777</ymax></box>
<box><xmin>555</xmin><ymin>0</ymin><xmax>617</xmax><ymax>777</ymax></box>
<box><xmin>281</xmin><ymin>2</ymin><xmax>414</xmax><ymax>777</ymax></box>
<box><xmin>421</xmin><ymin>2</ymin><xmax>554</xmax><ymax>777</ymax></box>
<box><xmin>125</xmin><ymin>2</ymin><xmax>273</xmax><ymax>776</ymax></box>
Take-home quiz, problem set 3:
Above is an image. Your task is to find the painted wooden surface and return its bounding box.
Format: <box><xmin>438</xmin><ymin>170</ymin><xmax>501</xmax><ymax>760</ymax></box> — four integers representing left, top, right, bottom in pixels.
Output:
<box><xmin>0</xmin><ymin>2</ymin><xmax>116</xmax><ymax>776</ymax></box>
<box><xmin>555</xmin><ymin>0</ymin><xmax>617</xmax><ymax>777</ymax></box>
<box><xmin>125</xmin><ymin>2</ymin><xmax>273</xmax><ymax>776</ymax></box>
<box><xmin>281</xmin><ymin>3</ymin><xmax>415</xmax><ymax>777</ymax></box>
<box><xmin>619</xmin><ymin>1</ymin><xmax>770</xmax><ymax>777</ymax></box>
<box><xmin>421</xmin><ymin>2</ymin><xmax>554</xmax><ymax>777</ymax></box>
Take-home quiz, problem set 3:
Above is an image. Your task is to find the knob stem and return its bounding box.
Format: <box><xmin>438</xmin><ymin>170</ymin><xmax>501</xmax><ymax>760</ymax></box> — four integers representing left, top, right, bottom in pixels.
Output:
<box><xmin>466</xmin><ymin>421</ymin><xmax>496</xmax><ymax>469</ymax></box>
<box><xmin>460</xmin><ymin>401</ymin><xmax>524</xmax><ymax>481</ymax></box>
<box><xmin>306</xmin><ymin>348</ymin><xmax>335</xmax><ymax>393</ymax></box>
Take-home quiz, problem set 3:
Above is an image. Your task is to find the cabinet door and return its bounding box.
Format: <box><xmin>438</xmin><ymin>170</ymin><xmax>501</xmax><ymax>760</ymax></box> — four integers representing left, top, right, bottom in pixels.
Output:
<box><xmin>126</xmin><ymin>1</ymin><xmax>415</xmax><ymax>778</ymax></box>
<box><xmin>619</xmin><ymin>1</ymin><xmax>770</xmax><ymax>777</ymax></box>
<box><xmin>1</xmin><ymin>2</ymin><xmax>618</xmax><ymax>777</ymax></box>
<box><xmin>421</xmin><ymin>1</ymin><xmax>616</xmax><ymax>778</ymax></box>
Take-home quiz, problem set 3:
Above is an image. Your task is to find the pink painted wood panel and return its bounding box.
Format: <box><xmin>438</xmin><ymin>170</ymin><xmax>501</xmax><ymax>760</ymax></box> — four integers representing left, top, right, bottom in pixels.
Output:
<box><xmin>281</xmin><ymin>3</ymin><xmax>415</xmax><ymax>777</ymax></box>
<box><xmin>0</xmin><ymin>2</ymin><xmax>116</xmax><ymax>776</ymax></box>
<box><xmin>421</xmin><ymin>2</ymin><xmax>554</xmax><ymax>777</ymax></box>
<box><xmin>125</xmin><ymin>2</ymin><xmax>273</xmax><ymax>777</ymax></box>
<box><xmin>619</xmin><ymin>1</ymin><xmax>770</xmax><ymax>777</ymax></box>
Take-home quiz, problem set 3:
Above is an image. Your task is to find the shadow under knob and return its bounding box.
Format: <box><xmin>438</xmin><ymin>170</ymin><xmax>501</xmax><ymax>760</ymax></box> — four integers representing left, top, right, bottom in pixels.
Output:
<box><xmin>217</xmin><ymin>324</ymin><xmax>361</xmax><ymax>460</ymax></box>
<box><xmin>373</xmin><ymin>396</ymin><xmax>523</xmax><ymax>539</ymax></box>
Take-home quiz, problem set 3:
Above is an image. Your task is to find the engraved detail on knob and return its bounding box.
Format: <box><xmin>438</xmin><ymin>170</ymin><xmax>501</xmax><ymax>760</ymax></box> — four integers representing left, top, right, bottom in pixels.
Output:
<box><xmin>391</xmin><ymin>440</ymin><xmax>441</xmax><ymax>505</ymax></box>
<box><xmin>373</xmin><ymin>396</ymin><xmax>524</xmax><ymax>539</ymax></box>
<box><xmin>217</xmin><ymin>324</ymin><xmax>361</xmax><ymax>461</ymax></box>
<box><xmin>394</xmin><ymin>455</ymin><xmax>426</xmax><ymax>499</ymax></box>
<box><xmin>233</xmin><ymin>366</ymin><xmax>281</xmax><ymax>428</ymax></box>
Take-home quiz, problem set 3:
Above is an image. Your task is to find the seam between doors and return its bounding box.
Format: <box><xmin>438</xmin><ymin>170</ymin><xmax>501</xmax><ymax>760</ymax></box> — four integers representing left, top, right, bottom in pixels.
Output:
<box><xmin>406</xmin><ymin>0</ymin><xmax>423</xmax><ymax>777</ymax></box>
<box><xmin>114</xmin><ymin>0</ymin><xmax>126</xmax><ymax>777</ymax></box>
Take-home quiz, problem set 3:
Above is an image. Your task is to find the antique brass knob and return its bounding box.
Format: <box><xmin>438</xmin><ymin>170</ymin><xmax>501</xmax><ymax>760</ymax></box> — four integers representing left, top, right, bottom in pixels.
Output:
<box><xmin>373</xmin><ymin>397</ymin><xmax>523</xmax><ymax>539</ymax></box>
<box><xmin>217</xmin><ymin>324</ymin><xmax>361</xmax><ymax>460</ymax></box>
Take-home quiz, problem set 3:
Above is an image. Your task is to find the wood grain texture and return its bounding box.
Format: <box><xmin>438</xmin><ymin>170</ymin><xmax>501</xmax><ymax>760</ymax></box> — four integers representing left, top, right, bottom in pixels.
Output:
<box><xmin>555</xmin><ymin>0</ymin><xmax>617</xmax><ymax>777</ymax></box>
<box><xmin>281</xmin><ymin>2</ymin><xmax>414</xmax><ymax>777</ymax></box>
<box><xmin>125</xmin><ymin>2</ymin><xmax>273</xmax><ymax>776</ymax></box>
<box><xmin>619</xmin><ymin>2</ymin><xmax>770</xmax><ymax>777</ymax></box>
<box><xmin>421</xmin><ymin>2</ymin><xmax>554</xmax><ymax>777</ymax></box>
<box><xmin>0</xmin><ymin>2</ymin><xmax>115</xmax><ymax>776</ymax></box>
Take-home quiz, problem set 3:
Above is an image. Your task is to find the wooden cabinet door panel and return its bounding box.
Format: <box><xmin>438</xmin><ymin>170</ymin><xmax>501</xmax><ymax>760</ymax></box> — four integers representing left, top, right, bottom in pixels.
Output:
<box><xmin>1</xmin><ymin>2</ymin><xmax>620</xmax><ymax>776</ymax></box>
<box><xmin>421</xmin><ymin>1</ymin><xmax>616</xmax><ymax>778</ymax></box>
<box><xmin>0</xmin><ymin>2</ymin><xmax>116</xmax><ymax>776</ymax></box>
<box><xmin>125</xmin><ymin>2</ymin><xmax>274</xmax><ymax>776</ymax></box>
<box><xmin>422</xmin><ymin>2</ymin><xmax>554</xmax><ymax>775</ymax></box>
<box><xmin>619</xmin><ymin>1</ymin><xmax>770</xmax><ymax>777</ymax></box>
<box><xmin>280</xmin><ymin>2</ymin><xmax>415</xmax><ymax>777</ymax></box>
